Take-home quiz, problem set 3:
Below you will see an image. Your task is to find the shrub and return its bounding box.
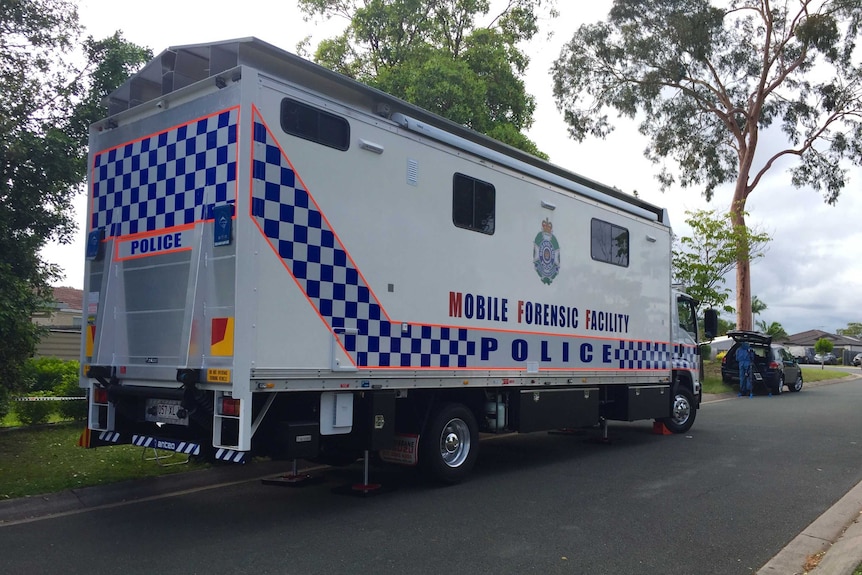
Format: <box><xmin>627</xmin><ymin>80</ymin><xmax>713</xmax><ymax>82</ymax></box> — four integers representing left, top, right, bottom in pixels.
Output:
<box><xmin>22</xmin><ymin>357</ymin><xmax>81</xmax><ymax>396</ymax></box>
<box><xmin>12</xmin><ymin>394</ymin><xmax>56</xmax><ymax>426</ymax></box>
<box><xmin>0</xmin><ymin>387</ymin><xmax>10</xmax><ymax>421</ymax></box>
<box><xmin>56</xmin><ymin>398</ymin><xmax>87</xmax><ymax>421</ymax></box>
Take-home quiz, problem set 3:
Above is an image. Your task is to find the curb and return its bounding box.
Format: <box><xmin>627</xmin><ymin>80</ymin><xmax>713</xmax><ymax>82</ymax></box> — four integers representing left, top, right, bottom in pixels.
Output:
<box><xmin>757</xmin><ymin>479</ymin><xmax>862</xmax><ymax>575</ymax></box>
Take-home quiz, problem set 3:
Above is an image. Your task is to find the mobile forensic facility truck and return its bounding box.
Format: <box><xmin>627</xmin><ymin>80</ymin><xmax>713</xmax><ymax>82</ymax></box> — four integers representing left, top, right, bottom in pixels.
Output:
<box><xmin>80</xmin><ymin>37</ymin><xmax>717</xmax><ymax>484</ymax></box>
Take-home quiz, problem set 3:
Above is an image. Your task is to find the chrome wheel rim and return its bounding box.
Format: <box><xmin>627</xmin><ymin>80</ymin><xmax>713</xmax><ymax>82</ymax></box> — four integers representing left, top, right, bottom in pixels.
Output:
<box><xmin>439</xmin><ymin>418</ymin><xmax>471</xmax><ymax>468</ymax></box>
<box><xmin>671</xmin><ymin>394</ymin><xmax>691</xmax><ymax>425</ymax></box>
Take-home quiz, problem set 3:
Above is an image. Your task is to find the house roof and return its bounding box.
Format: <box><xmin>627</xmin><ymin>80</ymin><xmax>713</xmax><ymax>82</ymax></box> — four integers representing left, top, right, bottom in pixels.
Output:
<box><xmin>783</xmin><ymin>329</ymin><xmax>862</xmax><ymax>347</ymax></box>
<box><xmin>51</xmin><ymin>286</ymin><xmax>83</xmax><ymax>311</ymax></box>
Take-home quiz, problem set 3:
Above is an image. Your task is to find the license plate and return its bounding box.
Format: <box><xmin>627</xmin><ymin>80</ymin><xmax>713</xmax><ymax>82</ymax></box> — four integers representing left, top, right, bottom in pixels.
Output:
<box><xmin>145</xmin><ymin>399</ymin><xmax>189</xmax><ymax>426</ymax></box>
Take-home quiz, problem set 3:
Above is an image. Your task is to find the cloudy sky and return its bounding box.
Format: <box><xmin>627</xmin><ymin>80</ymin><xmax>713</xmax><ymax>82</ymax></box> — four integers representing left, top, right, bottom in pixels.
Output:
<box><xmin>46</xmin><ymin>0</ymin><xmax>862</xmax><ymax>335</ymax></box>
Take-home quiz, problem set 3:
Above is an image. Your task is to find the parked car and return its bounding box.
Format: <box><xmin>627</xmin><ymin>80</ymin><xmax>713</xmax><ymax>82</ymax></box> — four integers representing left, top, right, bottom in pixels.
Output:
<box><xmin>853</xmin><ymin>353</ymin><xmax>862</xmax><ymax>367</ymax></box>
<box><xmin>721</xmin><ymin>331</ymin><xmax>804</xmax><ymax>394</ymax></box>
<box><xmin>787</xmin><ymin>345</ymin><xmax>816</xmax><ymax>364</ymax></box>
<box><xmin>814</xmin><ymin>352</ymin><xmax>837</xmax><ymax>365</ymax></box>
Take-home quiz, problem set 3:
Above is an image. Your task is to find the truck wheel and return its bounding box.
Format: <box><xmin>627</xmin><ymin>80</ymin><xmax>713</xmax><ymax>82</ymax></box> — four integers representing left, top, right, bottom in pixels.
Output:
<box><xmin>661</xmin><ymin>387</ymin><xmax>696</xmax><ymax>434</ymax></box>
<box><xmin>420</xmin><ymin>403</ymin><xmax>479</xmax><ymax>484</ymax></box>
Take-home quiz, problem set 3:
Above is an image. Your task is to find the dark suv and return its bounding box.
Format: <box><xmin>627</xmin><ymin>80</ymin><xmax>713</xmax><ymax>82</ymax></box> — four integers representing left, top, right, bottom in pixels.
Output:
<box><xmin>721</xmin><ymin>331</ymin><xmax>803</xmax><ymax>395</ymax></box>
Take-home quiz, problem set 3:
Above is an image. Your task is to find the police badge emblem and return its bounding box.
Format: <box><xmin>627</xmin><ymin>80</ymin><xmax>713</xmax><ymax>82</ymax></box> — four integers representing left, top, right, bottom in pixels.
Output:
<box><xmin>533</xmin><ymin>218</ymin><xmax>560</xmax><ymax>284</ymax></box>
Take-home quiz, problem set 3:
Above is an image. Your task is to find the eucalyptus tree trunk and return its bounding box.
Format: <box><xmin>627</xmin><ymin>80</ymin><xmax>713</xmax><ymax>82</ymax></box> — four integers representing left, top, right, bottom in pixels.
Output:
<box><xmin>731</xmin><ymin>177</ymin><xmax>752</xmax><ymax>331</ymax></box>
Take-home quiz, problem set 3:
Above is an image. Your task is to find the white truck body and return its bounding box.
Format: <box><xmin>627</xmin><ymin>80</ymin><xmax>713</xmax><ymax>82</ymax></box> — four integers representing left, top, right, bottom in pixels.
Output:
<box><xmin>81</xmin><ymin>38</ymin><xmax>710</xmax><ymax>482</ymax></box>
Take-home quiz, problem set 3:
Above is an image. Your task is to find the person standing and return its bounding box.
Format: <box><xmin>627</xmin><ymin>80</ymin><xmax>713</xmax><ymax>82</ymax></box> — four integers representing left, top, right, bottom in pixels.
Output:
<box><xmin>736</xmin><ymin>342</ymin><xmax>754</xmax><ymax>397</ymax></box>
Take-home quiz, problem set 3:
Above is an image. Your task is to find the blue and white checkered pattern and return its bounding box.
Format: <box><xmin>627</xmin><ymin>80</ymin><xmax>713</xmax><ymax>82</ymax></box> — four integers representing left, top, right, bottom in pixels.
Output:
<box><xmin>91</xmin><ymin>108</ymin><xmax>238</xmax><ymax>237</ymax></box>
<box><xmin>616</xmin><ymin>341</ymin><xmax>670</xmax><ymax>369</ymax></box>
<box><xmin>250</xmin><ymin>113</ymin><xmax>474</xmax><ymax>368</ymax></box>
<box><xmin>250</xmin><ymin>110</ymin><xmax>672</xmax><ymax>372</ymax></box>
<box><xmin>672</xmin><ymin>344</ymin><xmax>699</xmax><ymax>371</ymax></box>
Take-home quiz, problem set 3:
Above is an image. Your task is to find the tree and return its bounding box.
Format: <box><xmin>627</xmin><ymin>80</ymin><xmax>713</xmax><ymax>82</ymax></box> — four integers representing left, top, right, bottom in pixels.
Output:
<box><xmin>672</xmin><ymin>208</ymin><xmax>770</xmax><ymax>313</ymax></box>
<box><xmin>756</xmin><ymin>319</ymin><xmax>788</xmax><ymax>341</ymax></box>
<box><xmin>0</xmin><ymin>0</ymin><xmax>150</xmax><ymax>399</ymax></box>
<box><xmin>836</xmin><ymin>322</ymin><xmax>862</xmax><ymax>338</ymax></box>
<box><xmin>814</xmin><ymin>337</ymin><xmax>834</xmax><ymax>369</ymax></box>
<box><xmin>298</xmin><ymin>0</ymin><xmax>557</xmax><ymax>157</ymax></box>
<box><xmin>751</xmin><ymin>295</ymin><xmax>767</xmax><ymax>318</ymax></box>
<box><xmin>716</xmin><ymin>316</ymin><xmax>736</xmax><ymax>336</ymax></box>
<box><xmin>552</xmin><ymin>0</ymin><xmax>862</xmax><ymax>330</ymax></box>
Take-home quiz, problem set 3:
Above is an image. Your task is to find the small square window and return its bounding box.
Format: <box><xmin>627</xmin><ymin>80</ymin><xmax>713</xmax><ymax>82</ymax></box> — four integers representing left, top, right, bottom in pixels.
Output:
<box><xmin>453</xmin><ymin>173</ymin><xmax>495</xmax><ymax>235</ymax></box>
<box><xmin>591</xmin><ymin>219</ymin><xmax>629</xmax><ymax>267</ymax></box>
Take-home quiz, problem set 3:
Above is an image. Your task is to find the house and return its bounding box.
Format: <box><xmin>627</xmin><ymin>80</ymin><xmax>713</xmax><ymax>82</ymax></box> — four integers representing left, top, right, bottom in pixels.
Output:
<box><xmin>783</xmin><ymin>329</ymin><xmax>862</xmax><ymax>364</ymax></box>
<box><xmin>32</xmin><ymin>286</ymin><xmax>83</xmax><ymax>362</ymax></box>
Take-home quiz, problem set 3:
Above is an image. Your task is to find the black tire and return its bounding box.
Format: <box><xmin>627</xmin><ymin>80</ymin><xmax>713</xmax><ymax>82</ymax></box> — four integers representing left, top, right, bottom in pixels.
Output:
<box><xmin>787</xmin><ymin>372</ymin><xmax>803</xmax><ymax>392</ymax></box>
<box><xmin>660</xmin><ymin>386</ymin><xmax>697</xmax><ymax>434</ymax></box>
<box><xmin>420</xmin><ymin>403</ymin><xmax>479</xmax><ymax>484</ymax></box>
<box><xmin>772</xmin><ymin>373</ymin><xmax>784</xmax><ymax>395</ymax></box>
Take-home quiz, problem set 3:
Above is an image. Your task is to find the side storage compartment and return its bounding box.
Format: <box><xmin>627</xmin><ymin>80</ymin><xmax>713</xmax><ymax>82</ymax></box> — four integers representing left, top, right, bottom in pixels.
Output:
<box><xmin>509</xmin><ymin>387</ymin><xmax>600</xmax><ymax>433</ymax></box>
<box><xmin>603</xmin><ymin>384</ymin><xmax>671</xmax><ymax>422</ymax></box>
<box><xmin>352</xmin><ymin>391</ymin><xmax>397</xmax><ymax>451</ymax></box>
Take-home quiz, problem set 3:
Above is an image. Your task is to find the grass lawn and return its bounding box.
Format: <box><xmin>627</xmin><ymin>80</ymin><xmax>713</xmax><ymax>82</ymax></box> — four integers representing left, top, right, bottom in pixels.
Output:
<box><xmin>701</xmin><ymin>359</ymin><xmax>852</xmax><ymax>395</ymax></box>
<box><xmin>0</xmin><ymin>422</ymin><xmax>208</xmax><ymax>500</ymax></box>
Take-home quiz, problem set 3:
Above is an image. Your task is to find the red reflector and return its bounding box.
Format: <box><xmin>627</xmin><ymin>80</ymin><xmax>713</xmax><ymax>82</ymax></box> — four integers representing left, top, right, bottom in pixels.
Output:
<box><xmin>93</xmin><ymin>387</ymin><xmax>108</xmax><ymax>404</ymax></box>
<box><xmin>221</xmin><ymin>397</ymin><xmax>240</xmax><ymax>417</ymax></box>
<box><xmin>769</xmin><ymin>361</ymin><xmax>780</xmax><ymax>369</ymax></box>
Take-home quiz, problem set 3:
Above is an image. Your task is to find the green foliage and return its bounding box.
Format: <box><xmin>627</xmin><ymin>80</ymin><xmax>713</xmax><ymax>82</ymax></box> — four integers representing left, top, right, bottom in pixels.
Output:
<box><xmin>836</xmin><ymin>322</ymin><xmax>862</xmax><ymax>338</ymax></box>
<box><xmin>0</xmin><ymin>387</ymin><xmax>9</xmax><ymax>420</ymax></box>
<box><xmin>552</xmin><ymin>0</ymin><xmax>862</xmax><ymax>201</ymax></box>
<box><xmin>672</xmin><ymin>208</ymin><xmax>770</xmax><ymax>312</ymax></box>
<box><xmin>56</xmin><ymin>398</ymin><xmax>87</xmax><ymax>421</ymax></box>
<box><xmin>716</xmin><ymin>317</ymin><xmax>736</xmax><ymax>336</ymax></box>
<box><xmin>0</xmin><ymin>0</ymin><xmax>77</xmax><ymax>395</ymax></box>
<box><xmin>0</xmin><ymin>1</ymin><xmax>150</xmax><ymax>396</ymax></box>
<box><xmin>756</xmin><ymin>320</ymin><xmax>789</xmax><ymax>341</ymax></box>
<box><xmin>21</xmin><ymin>357</ymin><xmax>81</xmax><ymax>395</ymax></box>
<box><xmin>552</xmin><ymin>0</ymin><xmax>862</xmax><ymax>330</ymax></box>
<box><xmin>12</xmin><ymin>394</ymin><xmax>56</xmax><ymax>426</ymax></box>
<box><xmin>814</xmin><ymin>338</ymin><xmax>834</xmax><ymax>355</ymax></box>
<box><xmin>10</xmin><ymin>358</ymin><xmax>84</xmax><ymax>424</ymax></box>
<box><xmin>751</xmin><ymin>295</ymin><xmax>767</xmax><ymax>317</ymax></box>
<box><xmin>298</xmin><ymin>0</ymin><xmax>555</xmax><ymax>157</ymax></box>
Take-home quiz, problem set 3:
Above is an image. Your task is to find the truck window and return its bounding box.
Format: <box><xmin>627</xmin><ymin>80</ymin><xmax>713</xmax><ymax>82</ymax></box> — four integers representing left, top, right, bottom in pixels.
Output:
<box><xmin>453</xmin><ymin>173</ymin><xmax>495</xmax><ymax>235</ymax></box>
<box><xmin>677</xmin><ymin>296</ymin><xmax>698</xmax><ymax>343</ymax></box>
<box><xmin>280</xmin><ymin>98</ymin><xmax>350</xmax><ymax>151</ymax></box>
<box><xmin>590</xmin><ymin>219</ymin><xmax>629</xmax><ymax>266</ymax></box>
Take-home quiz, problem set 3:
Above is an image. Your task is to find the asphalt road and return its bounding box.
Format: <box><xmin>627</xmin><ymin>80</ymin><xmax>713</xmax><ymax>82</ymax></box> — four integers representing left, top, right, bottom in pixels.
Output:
<box><xmin>2</xmin><ymin>379</ymin><xmax>861</xmax><ymax>575</ymax></box>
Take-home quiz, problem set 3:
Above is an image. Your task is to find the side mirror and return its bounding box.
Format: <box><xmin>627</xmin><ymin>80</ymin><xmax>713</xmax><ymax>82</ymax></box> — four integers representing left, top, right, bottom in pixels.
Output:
<box><xmin>703</xmin><ymin>309</ymin><xmax>719</xmax><ymax>340</ymax></box>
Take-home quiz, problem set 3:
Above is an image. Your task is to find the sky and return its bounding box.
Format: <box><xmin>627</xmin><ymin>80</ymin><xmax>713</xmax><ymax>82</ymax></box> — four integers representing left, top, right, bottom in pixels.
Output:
<box><xmin>45</xmin><ymin>0</ymin><xmax>862</xmax><ymax>336</ymax></box>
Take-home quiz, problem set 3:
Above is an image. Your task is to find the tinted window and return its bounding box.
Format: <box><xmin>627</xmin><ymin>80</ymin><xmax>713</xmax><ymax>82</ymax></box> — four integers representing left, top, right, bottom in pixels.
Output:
<box><xmin>453</xmin><ymin>173</ymin><xmax>495</xmax><ymax>235</ymax></box>
<box><xmin>280</xmin><ymin>98</ymin><xmax>350</xmax><ymax>151</ymax></box>
<box><xmin>591</xmin><ymin>219</ymin><xmax>629</xmax><ymax>266</ymax></box>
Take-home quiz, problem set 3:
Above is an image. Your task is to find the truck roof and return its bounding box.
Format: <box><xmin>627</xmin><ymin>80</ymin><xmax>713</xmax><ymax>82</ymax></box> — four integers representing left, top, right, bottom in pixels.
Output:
<box><xmin>103</xmin><ymin>37</ymin><xmax>668</xmax><ymax>225</ymax></box>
